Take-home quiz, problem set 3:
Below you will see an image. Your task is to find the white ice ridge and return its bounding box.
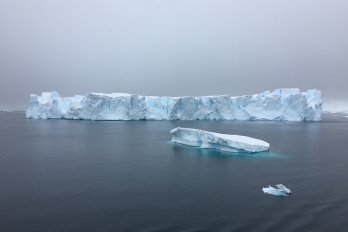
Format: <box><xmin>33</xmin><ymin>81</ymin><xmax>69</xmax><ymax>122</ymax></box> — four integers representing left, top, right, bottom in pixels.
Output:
<box><xmin>170</xmin><ymin>127</ymin><xmax>270</xmax><ymax>153</ymax></box>
<box><xmin>26</xmin><ymin>88</ymin><xmax>322</xmax><ymax>121</ymax></box>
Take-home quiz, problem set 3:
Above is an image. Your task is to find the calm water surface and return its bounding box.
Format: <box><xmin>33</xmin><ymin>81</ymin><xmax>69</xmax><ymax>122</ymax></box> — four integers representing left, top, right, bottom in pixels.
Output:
<box><xmin>0</xmin><ymin>112</ymin><xmax>347</xmax><ymax>232</ymax></box>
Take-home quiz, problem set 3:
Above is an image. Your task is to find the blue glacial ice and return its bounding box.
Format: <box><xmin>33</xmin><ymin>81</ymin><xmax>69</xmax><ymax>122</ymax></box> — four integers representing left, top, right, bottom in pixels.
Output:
<box><xmin>26</xmin><ymin>88</ymin><xmax>322</xmax><ymax>121</ymax></box>
<box><xmin>170</xmin><ymin>127</ymin><xmax>270</xmax><ymax>153</ymax></box>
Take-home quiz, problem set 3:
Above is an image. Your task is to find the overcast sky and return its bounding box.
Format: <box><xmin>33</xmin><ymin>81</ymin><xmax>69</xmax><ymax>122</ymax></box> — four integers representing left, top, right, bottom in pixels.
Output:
<box><xmin>0</xmin><ymin>0</ymin><xmax>347</xmax><ymax>110</ymax></box>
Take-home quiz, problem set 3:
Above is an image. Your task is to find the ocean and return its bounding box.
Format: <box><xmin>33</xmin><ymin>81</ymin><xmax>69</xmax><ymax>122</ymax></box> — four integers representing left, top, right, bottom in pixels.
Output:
<box><xmin>0</xmin><ymin>112</ymin><xmax>347</xmax><ymax>232</ymax></box>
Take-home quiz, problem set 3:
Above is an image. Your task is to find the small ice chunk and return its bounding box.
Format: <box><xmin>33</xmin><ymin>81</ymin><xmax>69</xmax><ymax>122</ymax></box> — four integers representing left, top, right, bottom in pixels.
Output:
<box><xmin>262</xmin><ymin>184</ymin><xmax>292</xmax><ymax>196</ymax></box>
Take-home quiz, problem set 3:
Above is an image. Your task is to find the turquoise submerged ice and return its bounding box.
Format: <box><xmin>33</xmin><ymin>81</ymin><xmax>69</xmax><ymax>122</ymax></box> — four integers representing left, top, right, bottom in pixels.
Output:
<box><xmin>170</xmin><ymin>127</ymin><xmax>270</xmax><ymax>153</ymax></box>
<box><xmin>26</xmin><ymin>88</ymin><xmax>322</xmax><ymax>121</ymax></box>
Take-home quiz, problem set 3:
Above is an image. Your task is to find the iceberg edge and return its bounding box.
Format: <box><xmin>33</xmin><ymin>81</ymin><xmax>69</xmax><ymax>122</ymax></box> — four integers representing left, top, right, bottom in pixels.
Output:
<box><xmin>170</xmin><ymin>127</ymin><xmax>270</xmax><ymax>153</ymax></box>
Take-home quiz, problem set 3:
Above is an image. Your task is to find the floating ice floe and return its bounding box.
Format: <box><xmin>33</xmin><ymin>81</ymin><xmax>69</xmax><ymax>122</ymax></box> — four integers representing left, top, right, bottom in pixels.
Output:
<box><xmin>262</xmin><ymin>184</ymin><xmax>292</xmax><ymax>196</ymax></box>
<box><xmin>26</xmin><ymin>88</ymin><xmax>322</xmax><ymax>121</ymax></box>
<box><xmin>170</xmin><ymin>127</ymin><xmax>270</xmax><ymax>153</ymax></box>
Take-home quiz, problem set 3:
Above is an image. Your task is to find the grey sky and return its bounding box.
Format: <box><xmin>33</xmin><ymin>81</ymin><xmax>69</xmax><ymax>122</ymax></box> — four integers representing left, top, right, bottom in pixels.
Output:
<box><xmin>0</xmin><ymin>0</ymin><xmax>347</xmax><ymax>110</ymax></box>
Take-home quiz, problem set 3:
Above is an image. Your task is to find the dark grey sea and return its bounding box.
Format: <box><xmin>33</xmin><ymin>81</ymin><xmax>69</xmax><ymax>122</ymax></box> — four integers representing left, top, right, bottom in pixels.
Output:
<box><xmin>0</xmin><ymin>112</ymin><xmax>347</xmax><ymax>232</ymax></box>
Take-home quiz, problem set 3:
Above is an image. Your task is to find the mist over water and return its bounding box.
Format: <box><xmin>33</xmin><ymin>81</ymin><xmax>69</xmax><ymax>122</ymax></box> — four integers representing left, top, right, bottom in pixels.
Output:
<box><xmin>1</xmin><ymin>0</ymin><xmax>348</xmax><ymax>110</ymax></box>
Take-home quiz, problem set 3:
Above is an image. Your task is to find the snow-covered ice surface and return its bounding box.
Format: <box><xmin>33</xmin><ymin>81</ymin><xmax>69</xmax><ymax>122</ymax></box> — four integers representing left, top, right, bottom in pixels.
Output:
<box><xmin>170</xmin><ymin>127</ymin><xmax>270</xmax><ymax>153</ymax></box>
<box><xmin>262</xmin><ymin>184</ymin><xmax>292</xmax><ymax>196</ymax></box>
<box><xmin>26</xmin><ymin>88</ymin><xmax>322</xmax><ymax>121</ymax></box>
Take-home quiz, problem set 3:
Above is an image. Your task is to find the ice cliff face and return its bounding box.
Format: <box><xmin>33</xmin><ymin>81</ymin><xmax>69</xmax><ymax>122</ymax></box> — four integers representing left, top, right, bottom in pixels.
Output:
<box><xmin>26</xmin><ymin>89</ymin><xmax>322</xmax><ymax>121</ymax></box>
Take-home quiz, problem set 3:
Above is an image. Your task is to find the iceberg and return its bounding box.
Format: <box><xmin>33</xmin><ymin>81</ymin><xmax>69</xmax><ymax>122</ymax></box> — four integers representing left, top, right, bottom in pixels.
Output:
<box><xmin>170</xmin><ymin>127</ymin><xmax>270</xmax><ymax>153</ymax></box>
<box><xmin>26</xmin><ymin>88</ymin><xmax>322</xmax><ymax>121</ymax></box>
<box><xmin>262</xmin><ymin>184</ymin><xmax>292</xmax><ymax>196</ymax></box>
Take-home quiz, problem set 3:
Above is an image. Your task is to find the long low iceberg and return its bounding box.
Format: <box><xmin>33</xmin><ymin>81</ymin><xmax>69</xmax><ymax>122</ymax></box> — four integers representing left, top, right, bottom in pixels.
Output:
<box><xmin>26</xmin><ymin>88</ymin><xmax>322</xmax><ymax>121</ymax></box>
<box><xmin>170</xmin><ymin>127</ymin><xmax>270</xmax><ymax>153</ymax></box>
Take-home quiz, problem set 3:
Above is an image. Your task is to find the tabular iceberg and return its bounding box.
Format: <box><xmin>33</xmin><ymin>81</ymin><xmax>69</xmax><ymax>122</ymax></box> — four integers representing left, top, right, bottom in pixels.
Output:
<box><xmin>170</xmin><ymin>127</ymin><xmax>270</xmax><ymax>153</ymax></box>
<box><xmin>26</xmin><ymin>88</ymin><xmax>322</xmax><ymax>121</ymax></box>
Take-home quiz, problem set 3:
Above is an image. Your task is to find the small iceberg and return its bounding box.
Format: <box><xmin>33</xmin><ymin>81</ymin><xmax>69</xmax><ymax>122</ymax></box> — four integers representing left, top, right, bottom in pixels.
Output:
<box><xmin>262</xmin><ymin>184</ymin><xmax>292</xmax><ymax>196</ymax></box>
<box><xmin>170</xmin><ymin>127</ymin><xmax>270</xmax><ymax>153</ymax></box>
